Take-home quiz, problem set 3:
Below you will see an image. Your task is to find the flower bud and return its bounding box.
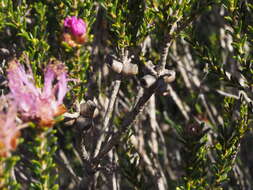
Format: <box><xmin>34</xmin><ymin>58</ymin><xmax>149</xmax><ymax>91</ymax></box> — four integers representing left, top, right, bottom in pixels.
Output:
<box><xmin>62</xmin><ymin>16</ymin><xmax>87</xmax><ymax>47</ymax></box>
<box><xmin>64</xmin><ymin>16</ymin><xmax>86</xmax><ymax>36</ymax></box>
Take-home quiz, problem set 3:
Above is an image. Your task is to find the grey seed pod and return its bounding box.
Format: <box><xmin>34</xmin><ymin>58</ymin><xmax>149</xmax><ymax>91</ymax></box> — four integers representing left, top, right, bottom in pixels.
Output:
<box><xmin>162</xmin><ymin>70</ymin><xmax>176</xmax><ymax>83</ymax></box>
<box><xmin>106</xmin><ymin>55</ymin><xmax>123</xmax><ymax>74</ymax></box>
<box><xmin>80</xmin><ymin>100</ymin><xmax>97</xmax><ymax>118</ymax></box>
<box><xmin>121</xmin><ymin>63</ymin><xmax>138</xmax><ymax>76</ymax></box>
<box><xmin>75</xmin><ymin>116</ymin><xmax>93</xmax><ymax>131</ymax></box>
<box><xmin>141</xmin><ymin>74</ymin><xmax>156</xmax><ymax>88</ymax></box>
<box><xmin>110</xmin><ymin>59</ymin><xmax>123</xmax><ymax>74</ymax></box>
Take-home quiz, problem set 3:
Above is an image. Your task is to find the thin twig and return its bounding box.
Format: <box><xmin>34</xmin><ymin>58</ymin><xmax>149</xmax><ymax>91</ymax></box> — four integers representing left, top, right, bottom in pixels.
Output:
<box><xmin>148</xmin><ymin>95</ymin><xmax>167</xmax><ymax>189</ymax></box>
<box><xmin>167</xmin><ymin>84</ymin><xmax>190</xmax><ymax>121</ymax></box>
<box><xmin>157</xmin><ymin>8</ymin><xmax>201</xmax><ymax>74</ymax></box>
<box><xmin>93</xmin><ymin>50</ymin><xmax>130</xmax><ymax>158</ymax></box>
<box><xmin>57</xmin><ymin>150</ymin><xmax>81</xmax><ymax>184</ymax></box>
<box><xmin>93</xmin><ymin>77</ymin><xmax>165</xmax><ymax>164</ymax></box>
<box><xmin>157</xmin><ymin>20</ymin><xmax>179</xmax><ymax>75</ymax></box>
<box><xmin>93</xmin><ymin>79</ymin><xmax>121</xmax><ymax>158</ymax></box>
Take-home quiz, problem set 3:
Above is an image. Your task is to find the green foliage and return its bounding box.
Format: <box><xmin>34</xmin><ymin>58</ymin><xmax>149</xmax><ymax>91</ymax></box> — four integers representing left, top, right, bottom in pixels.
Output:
<box><xmin>1</xmin><ymin>0</ymin><xmax>253</xmax><ymax>189</ymax></box>
<box><xmin>210</xmin><ymin>98</ymin><xmax>250</xmax><ymax>188</ymax></box>
<box><xmin>0</xmin><ymin>156</ymin><xmax>21</xmax><ymax>190</ymax></box>
<box><xmin>117</xmin><ymin>133</ymin><xmax>146</xmax><ymax>189</ymax></box>
<box><xmin>26</xmin><ymin>129</ymin><xmax>59</xmax><ymax>190</ymax></box>
<box><xmin>169</xmin><ymin>121</ymin><xmax>209</xmax><ymax>189</ymax></box>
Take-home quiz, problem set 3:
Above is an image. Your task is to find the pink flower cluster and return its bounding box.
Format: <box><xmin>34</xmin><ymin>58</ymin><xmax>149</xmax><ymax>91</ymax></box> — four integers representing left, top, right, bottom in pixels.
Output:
<box><xmin>7</xmin><ymin>60</ymin><xmax>68</xmax><ymax>127</ymax></box>
<box><xmin>0</xmin><ymin>59</ymin><xmax>68</xmax><ymax>157</ymax></box>
<box><xmin>0</xmin><ymin>99</ymin><xmax>21</xmax><ymax>157</ymax></box>
<box><xmin>62</xmin><ymin>16</ymin><xmax>87</xmax><ymax>47</ymax></box>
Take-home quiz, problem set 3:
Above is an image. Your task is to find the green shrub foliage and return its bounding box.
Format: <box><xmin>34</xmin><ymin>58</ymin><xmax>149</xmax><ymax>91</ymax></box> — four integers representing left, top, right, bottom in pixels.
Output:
<box><xmin>0</xmin><ymin>0</ymin><xmax>253</xmax><ymax>189</ymax></box>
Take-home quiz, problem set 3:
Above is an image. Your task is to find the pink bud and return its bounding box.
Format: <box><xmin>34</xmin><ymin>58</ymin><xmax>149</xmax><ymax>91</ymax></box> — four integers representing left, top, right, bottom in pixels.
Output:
<box><xmin>64</xmin><ymin>16</ymin><xmax>86</xmax><ymax>36</ymax></box>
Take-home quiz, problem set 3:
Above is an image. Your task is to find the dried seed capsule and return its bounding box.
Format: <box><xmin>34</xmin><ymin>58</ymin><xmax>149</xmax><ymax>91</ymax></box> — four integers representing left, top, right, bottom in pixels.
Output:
<box><xmin>75</xmin><ymin>116</ymin><xmax>93</xmax><ymax>131</ymax></box>
<box><xmin>141</xmin><ymin>74</ymin><xmax>156</xmax><ymax>88</ymax></box>
<box><xmin>121</xmin><ymin>62</ymin><xmax>138</xmax><ymax>76</ymax></box>
<box><xmin>111</xmin><ymin>60</ymin><xmax>123</xmax><ymax>74</ymax></box>
<box><xmin>80</xmin><ymin>100</ymin><xmax>96</xmax><ymax>118</ymax></box>
<box><xmin>64</xmin><ymin>118</ymin><xmax>76</xmax><ymax>126</ymax></box>
<box><xmin>106</xmin><ymin>55</ymin><xmax>123</xmax><ymax>74</ymax></box>
<box><xmin>162</xmin><ymin>70</ymin><xmax>176</xmax><ymax>83</ymax></box>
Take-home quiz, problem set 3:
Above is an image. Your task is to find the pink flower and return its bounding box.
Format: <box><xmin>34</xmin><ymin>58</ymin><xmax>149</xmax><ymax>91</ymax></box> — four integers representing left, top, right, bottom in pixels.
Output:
<box><xmin>7</xmin><ymin>60</ymin><xmax>68</xmax><ymax>127</ymax></box>
<box><xmin>64</xmin><ymin>16</ymin><xmax>86</xmax><ymax>37</ymax></box>
<box><xmin>0</xmin><ymin>98</ymin><xmax>21</xmax><ymax>157</ymax></box>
